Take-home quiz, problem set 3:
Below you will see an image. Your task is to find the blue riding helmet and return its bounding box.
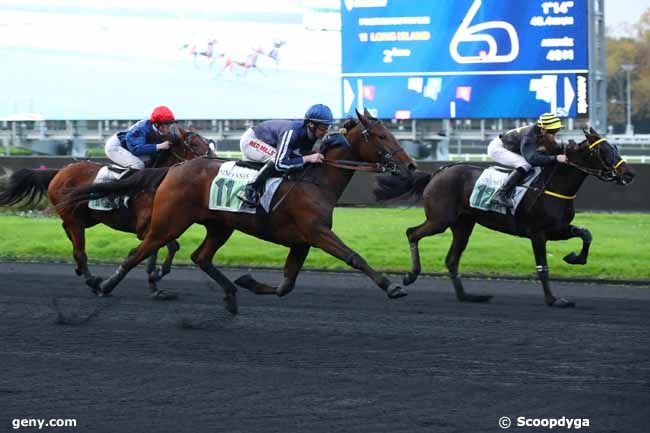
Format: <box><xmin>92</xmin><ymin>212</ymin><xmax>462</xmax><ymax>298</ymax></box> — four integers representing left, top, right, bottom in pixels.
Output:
<box><xmin>305</xmin><ymin>104</ymin><xmax>335</xmax><ymax>125</ymax></box>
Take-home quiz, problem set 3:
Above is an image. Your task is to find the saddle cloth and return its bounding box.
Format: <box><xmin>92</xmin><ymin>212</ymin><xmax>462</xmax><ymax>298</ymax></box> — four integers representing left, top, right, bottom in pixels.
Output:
<box><xmin>88</xmin><ymin>166</ymin><xmax>130</xmax><ymax>211</ymax></box>
<box><xmin>469</xmin><ymin>167</ymin><xmax>541</xmax><ymax>215</ymax></box>
<box><xmin>208</xmin><ymin>161</ymin><xmax>282</xmax><ymax>214</ymax></box>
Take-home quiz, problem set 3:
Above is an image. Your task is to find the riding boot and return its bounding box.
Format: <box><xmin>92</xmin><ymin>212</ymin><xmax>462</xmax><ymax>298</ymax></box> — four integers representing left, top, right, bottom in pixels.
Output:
<box><xmin>491</xmin><ymin>167</ymin><xmax>528</xmax><ymax>208</ymax></box>
<box><xmin>237</xmin><ymin>161</ymin><xmax>276</xmax><ymax>206</ymax></box>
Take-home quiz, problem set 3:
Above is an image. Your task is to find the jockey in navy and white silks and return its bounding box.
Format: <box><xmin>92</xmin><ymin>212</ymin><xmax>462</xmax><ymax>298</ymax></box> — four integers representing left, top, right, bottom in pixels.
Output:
<box><xmin>237</xmin><ymin>103</ymin><xmax>335</xmax><ymax>206</ymax></box>
<box><xmin>487</xmin><ymin>112</ymin><xmax>568</xmax><ymax>208</ymax></box>
<box><xmin>104</xmin><ymin>106</ymin><xmax>176</xmax><ymax>170</ymax></box>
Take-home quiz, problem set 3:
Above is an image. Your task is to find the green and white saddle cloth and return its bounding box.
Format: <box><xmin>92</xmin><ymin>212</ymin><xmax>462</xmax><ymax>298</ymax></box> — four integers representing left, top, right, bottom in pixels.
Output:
<box><xmin>208</xmin><ymin>161</ymin><xmax>282</xmax><ymax>214</ymax></box>
<box><xmin>469</xmin><ymin>167</ymin><xmax>541</xmax><ymax>215</ymax></box>
<box><xmin>88</xmin><ymin>166</ymin><xmax>129</xmax><ymax>211</ymax></box>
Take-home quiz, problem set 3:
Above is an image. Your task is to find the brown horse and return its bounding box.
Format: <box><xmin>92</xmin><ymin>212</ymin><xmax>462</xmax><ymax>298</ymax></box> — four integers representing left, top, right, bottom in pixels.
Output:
<box><xmin>63</xmin><ymin>109</ymin><xmax>417</xmax><ymax>314</ymax></box>
<box><xmin>0</xmin><ymin>126</ymin><xmax>214</xmax><ymax>299</ymax></box>
<box><xmin>373</xmin><ymin>127</ymin><xmax>636</xmax><ymax>307</ymax></box>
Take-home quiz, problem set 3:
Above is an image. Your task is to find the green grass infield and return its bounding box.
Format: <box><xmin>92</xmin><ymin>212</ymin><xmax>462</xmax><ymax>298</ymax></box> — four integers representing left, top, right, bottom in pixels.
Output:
<box><xmin>0</xmin><ymin>209</ymin><xmax>648</xmax><ymax>281</ymax></box>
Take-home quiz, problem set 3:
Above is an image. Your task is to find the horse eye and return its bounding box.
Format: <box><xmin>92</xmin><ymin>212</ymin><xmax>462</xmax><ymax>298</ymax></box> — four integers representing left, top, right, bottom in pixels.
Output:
<box><xmin>379</xmin><ymin>134</ymin><xmax>387</xmax><ymax>140</ymax></box>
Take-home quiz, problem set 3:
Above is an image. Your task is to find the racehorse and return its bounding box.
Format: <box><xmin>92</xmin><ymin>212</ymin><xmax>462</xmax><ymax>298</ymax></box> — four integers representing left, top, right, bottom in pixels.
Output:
<box><xmin>0</xmin><ymin>126</ymin><xmax>215</xmax><ymax>299</ymax></box>
<box><xmin>373</xmin><ymin>127</ymin><xmax>635</xmax><ymax>308</ymax></box>
<box><xmin>61</xmin><ymin>109</ymin><xmax>417</xmax><ymax>314</ymax></box>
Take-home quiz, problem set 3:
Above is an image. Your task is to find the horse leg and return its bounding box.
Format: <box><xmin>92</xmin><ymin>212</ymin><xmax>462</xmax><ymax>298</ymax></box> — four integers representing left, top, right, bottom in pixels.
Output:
<box><xmin>190</xmin><ymin>225</ymin><xmax>238</xmax><ymax>315</ymax></box>
<box><xmin>97</xmin><ymin>213</ymin><xmax>192</xmax><ymax>296</ymax></box>
<box><xmin>62</xmin><ymin>221</ymin><xmax>102</xmax><ymax>290</ymax></box>
<box><xmin>310</xmin><ymin>227</ymin><xmax>406</xmax><ymax>299</ymax></box>
<box><xmin>158</xmin><ymin>240</ymin><xmax>180</xmax><ymax>279</ymax></box>
<box><xmin>560</xmin><ymin>225</ymin><xmax>592</xmax><ymax>265</ymax></box>
<box><xmin>531</xmin><ymin>233</ymin><xmax>575</xmax><ymax>308</ymax></box>
<box><xmin>404</xmin><ymin>220</ymin><xmax>448</xmax><ymax>285</ymax></box>
<box><xmin>144</xmin><ymin>247</ymin><xmax>178</xmax><ymax>301</ymax></box>
<box><xmin>446</xmin><ymin>218</ymin><xmax>491</xmax><ymax>303</ymax></box>
<box><xmin>235</xmin><ymin>245</ymin><xmax>310</xmax><ymax>297</ymax></box>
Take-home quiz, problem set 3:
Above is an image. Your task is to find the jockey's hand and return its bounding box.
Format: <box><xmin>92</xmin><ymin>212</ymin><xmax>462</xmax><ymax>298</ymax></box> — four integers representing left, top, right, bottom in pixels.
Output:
<box><xmin>556</xmin><ymin>154</ymin><xmax>568</xmax><ymax>164</ymax></box>
<box><xmin>156</xmin><ymin>141</ymin><xmax>171</xmax><ymax>151</ymax></box>
<box><xmin>303</xmin><ymin>153</ymin><xmax>324</xmax><ymax>164</ymax></box>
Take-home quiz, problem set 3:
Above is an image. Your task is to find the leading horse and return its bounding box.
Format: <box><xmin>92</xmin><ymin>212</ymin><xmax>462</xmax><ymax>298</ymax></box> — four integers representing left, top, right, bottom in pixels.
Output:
<box><xmin>62</xmin><ymin>109</ymin><xmax>417</xmax><ymax>314</ymax></box>
<box><xmin>374</xmin><ymin>128</ymin><xmax>635</xmax><ymax>307</ymax></box>
<box><xmin>0</xmin><ymin>126</ymin><xmax>214</xmax><ymax>299</ymax></box>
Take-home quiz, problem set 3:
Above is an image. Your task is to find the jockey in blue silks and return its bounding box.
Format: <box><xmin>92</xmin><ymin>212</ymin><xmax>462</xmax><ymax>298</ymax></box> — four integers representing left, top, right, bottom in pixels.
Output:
<box><xmin>104</xmin><ymin>105</ymin><xmax>176</xmax><ymax>170</ymax></box>
<box><xmin>237</xmin><ymin>103</ymin><xmax>339</xmax><ymax>206</ymax></box>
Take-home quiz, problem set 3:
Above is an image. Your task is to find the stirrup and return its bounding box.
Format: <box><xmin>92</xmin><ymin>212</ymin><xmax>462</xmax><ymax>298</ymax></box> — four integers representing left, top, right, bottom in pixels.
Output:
<box><xmin>491</xmin><ymin>191</ymin><xmax>514</xmax><ymax>208</ymax></box>
<box><xmin>237</xmin><ymin>189</ymin><xmax>258</xmax><ymax>206</ymax></box>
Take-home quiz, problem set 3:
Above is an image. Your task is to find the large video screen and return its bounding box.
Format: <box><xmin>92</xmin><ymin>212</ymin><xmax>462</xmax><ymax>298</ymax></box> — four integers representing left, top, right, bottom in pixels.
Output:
<box><xmin>0</xmin><ymin>0</ymin><xmax>341</xmax><ymax>120</ymax></box>
<box><xmin>0</xmin><ymin>0</ymin><xmax>589</xmax><ymax>120</ymax></box>
<box><xmin>341</xmin><ymin>0</ymin><xmax>589</xmax><ymax>119</ymax></box>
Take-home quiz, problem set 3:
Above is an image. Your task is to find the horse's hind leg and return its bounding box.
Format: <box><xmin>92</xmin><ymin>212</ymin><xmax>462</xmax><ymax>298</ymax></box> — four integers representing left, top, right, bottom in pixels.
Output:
<box><xmin>531</xmin><ymin>233</ymin><xmax>575</xmax><ymax>308</ymax></box>
<box><xmin>97</xmin><ymin>216</ymin><xmax>192</xmax><ymax>296</ymax></box>
<box><xmin>190</xmin><ymin>225</ymin><xmax>238</xmax><ymax>315</ymax></box>
<box><xmin>62</xmin><ymin>221</ymin><xmax>102</xmax><ymax>290</ymax></box>
<box><xmin>404</xmin><ymin>219</ymin><xmax>447</xmax><ymax>285</ymax></box>
<box><xmin>446</xmin><ymin>218</ymin><xmax>491</xmax><ymax>303</ymax></box>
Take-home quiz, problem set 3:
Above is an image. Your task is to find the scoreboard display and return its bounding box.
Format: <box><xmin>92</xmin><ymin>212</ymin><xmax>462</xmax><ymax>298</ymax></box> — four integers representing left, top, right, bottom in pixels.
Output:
<box><xmin>340</xmin><ymin>0</ymin><xmax>589</xmax><ymax>119</ymax></box>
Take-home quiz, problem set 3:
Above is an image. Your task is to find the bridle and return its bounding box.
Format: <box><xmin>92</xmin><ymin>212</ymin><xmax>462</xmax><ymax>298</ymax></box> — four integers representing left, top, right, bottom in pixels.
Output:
<box><xmin>169</xmin><ymin>131</ymin><xmax>215</xmax><ymax>162</ymax></box>
<box><xmin>322</xmin><ymin>120</ymin><xmax>405</xmax><ymax>175</ymax></box>
<box><xmin>566</xmin><ymin>137</ymin><xmax>625</xmax><ymax>182</ymax></box>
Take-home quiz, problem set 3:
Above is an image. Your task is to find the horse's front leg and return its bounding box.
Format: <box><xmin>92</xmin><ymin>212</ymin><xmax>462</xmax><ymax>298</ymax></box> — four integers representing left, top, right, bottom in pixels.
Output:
<box><xmin>531</xmin><ymin>232</ymin><xmax>575</xmax><ymax>308</ymax></box>
<box><xmin>144</xmin><ymin>246</ymin><xmax>178</xmax><ymax>301</ymax></box>
<box><xmin>62</xmin><ymin>221</ymin><xmax>102</xmax><ymax>291</ymax></box>
<box><xmin>558</xmin><ymin>225</ymin><xmax>592</xmax><ymax>265</ymax></box>
<box><xmin>310</xmin><ymin>227</ymin><xmax>407</xmax><ymax>299</ymax></box>
<box><xmin>235</xmin><ymin>245</ymin><xmax>311</xmax><ymax>297</ymax></box>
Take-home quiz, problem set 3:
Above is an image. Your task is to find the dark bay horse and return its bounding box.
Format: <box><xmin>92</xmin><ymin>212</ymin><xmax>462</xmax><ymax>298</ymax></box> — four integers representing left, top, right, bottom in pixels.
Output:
<box><xmin>374</xmin><ymin>128</ymin><xmax>635</xmax><ymax>307</ymax></box>
<box><xmin>0</xmin><ymin>126</ymin><xmax>214</xmax><ymax>299</ymax></box>
<box><xmin>63</xmin><ymin>109</ymin><xmax>417</xmax><ymax>314</ymax></box>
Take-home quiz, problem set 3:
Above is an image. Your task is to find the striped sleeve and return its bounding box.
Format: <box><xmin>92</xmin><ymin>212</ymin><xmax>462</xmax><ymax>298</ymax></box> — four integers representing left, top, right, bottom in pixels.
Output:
<box><xmin>274</xmin><ymin>129</ymin><xmax>304</xmax><ymax>170</ymax></box>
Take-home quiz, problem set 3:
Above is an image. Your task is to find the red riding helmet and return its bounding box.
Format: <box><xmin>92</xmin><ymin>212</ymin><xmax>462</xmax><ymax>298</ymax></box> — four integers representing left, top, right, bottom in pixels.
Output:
<box><xmin>150</xmin><ymin>106</ymin><xmax>175</xmax><ymax>124</ymax></box>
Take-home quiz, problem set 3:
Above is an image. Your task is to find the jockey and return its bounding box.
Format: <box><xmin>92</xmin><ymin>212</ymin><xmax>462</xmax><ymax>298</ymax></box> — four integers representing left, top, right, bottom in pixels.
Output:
<box><xmin>487</xmin><ymin>112</ymin><xmax>568</xmax><ymax>208</ymax></box>
<box><xmin>104</xmin><ymin>106</ymin><xmax>176</xmax><ymax>170</ymax></box>
<box><xmin>237</xmin><ymin>103</ymin><xmax>335</xmax><ymax>206</ymax></box>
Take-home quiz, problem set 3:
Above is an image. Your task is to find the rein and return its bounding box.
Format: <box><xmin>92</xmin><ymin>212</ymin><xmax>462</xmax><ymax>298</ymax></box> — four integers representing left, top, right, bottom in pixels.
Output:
<box><xmin>322</xmin><ymin>158</ymin><xmax>387</xmax><ymax>173</ymax></box>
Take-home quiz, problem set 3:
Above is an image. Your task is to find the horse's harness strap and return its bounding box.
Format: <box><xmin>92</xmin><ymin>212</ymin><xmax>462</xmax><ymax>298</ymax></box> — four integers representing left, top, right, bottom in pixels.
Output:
<box><xmin>322</xmin><ymin>158</ymin><xmax>385</xmax><ymax>173</ymax></box>
<box><xmin>544</xmin><ymin>190</ymin><xmax>576</xmax><ymax>200</ymax></box>
<box><xmin>614</xmin><ymin>159</ymin><xmax>626</xmax><ymax>169</ymax></box>
<box><xmin>588</xmin><ymin>138</ymin><xmax>606</xmax><ymax>149</ymax></box>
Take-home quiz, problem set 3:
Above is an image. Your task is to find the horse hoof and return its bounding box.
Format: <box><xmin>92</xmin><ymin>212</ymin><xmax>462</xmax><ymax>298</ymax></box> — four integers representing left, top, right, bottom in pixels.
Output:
<box><xmin>387</xmin><ymin>284</ymin><xmax>408</xmax><ymax>299</ymax></box>
<box><xmin>224</xmin><ymin>293</ymin><xmax>238</xmax><ymax>315</ymax></box>
<box><xmin>150</xmin><ymin>289</ymin><xmax>178</xmax><ymax>301</ymax></box>
<box><xmin>86</xmin><ymin>277</ymin><xmax>103</xmax><ymax>294</ymax></box>
<box><xmin>549</xmin><ymin>297</ymin><xmax>576</xmax><ymax>308</ymax></box>
<box><xmin>563</xmin><ymin>252</ymin><xmax>587</xmax><ymax>265</ymax></box>
<box><xmin>403</xmin><ymin>273</ymin><xmax>418</xmax><ymax>286</ymax></box>
<box><xmin>276</xmin><ymin>285</ymin><xmax>294</xmax><ymax>298</ymax></box>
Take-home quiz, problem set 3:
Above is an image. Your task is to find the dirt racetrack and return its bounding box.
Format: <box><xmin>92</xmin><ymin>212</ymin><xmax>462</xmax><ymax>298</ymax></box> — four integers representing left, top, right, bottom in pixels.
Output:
<box><xmin>1</xmin><ymin>262</ymin><xmax>648</xmax><ymax>433</ymax></box>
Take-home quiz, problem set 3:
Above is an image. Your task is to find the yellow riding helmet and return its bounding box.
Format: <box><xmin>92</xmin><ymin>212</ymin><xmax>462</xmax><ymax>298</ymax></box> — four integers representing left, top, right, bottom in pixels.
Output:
<box><xmin>536</xmin><ymin>113</ymin><xmax>563</xmax><ymax>131</ymax></box>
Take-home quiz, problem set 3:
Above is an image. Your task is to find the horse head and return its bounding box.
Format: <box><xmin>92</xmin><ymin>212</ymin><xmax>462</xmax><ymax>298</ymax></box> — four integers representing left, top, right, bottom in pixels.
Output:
<box><xmin>156</xmin><ymin>125</ymin><xmax>216</xmax><ymax>166</ymax></box>
<box><xmin>565</xmin><ymin>127</ymin><xmax>635</xmax><ymax>185</ymax></box>
<box><xmin>330</xmin><ymin>108</ymin><xmax>416</xmax><ymax>180</ymax></box>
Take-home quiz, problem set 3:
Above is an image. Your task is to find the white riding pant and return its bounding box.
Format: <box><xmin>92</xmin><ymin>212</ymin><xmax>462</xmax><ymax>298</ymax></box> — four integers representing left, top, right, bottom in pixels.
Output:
<box><xmin>239</xmin><ymin>128</ymin><xmax>276</xmax><ymax>163</ymax></box>
<box><xmin>104</xmin><ymin>134</ymin><xmax>149</xmax><ymax>169</ymax></box>
<box><xmin>487</xmin><ymin>137</ymin><xmax>531</xmax><ymax>171</ymax></box>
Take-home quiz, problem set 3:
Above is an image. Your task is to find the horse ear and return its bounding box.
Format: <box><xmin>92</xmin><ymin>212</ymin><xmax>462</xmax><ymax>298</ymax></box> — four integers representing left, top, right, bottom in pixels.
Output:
<box><xmin>589</xmin><ymin>126</ymin><xmax>598</xmax><ymax>136</ymax></box>
<box><xmin>363</xmin><ymin>107</ymin><xmax>374</xmax><ymax>120</ymax></box>
<box><xmin>187</xmin><ymin>122</ymin><xmax>197</xmax><ymax>132</ymax></box>
<box><xmin>356</xmin><ymin>108</ymin><xmax>368</xmax><ymax>126</ymax></box>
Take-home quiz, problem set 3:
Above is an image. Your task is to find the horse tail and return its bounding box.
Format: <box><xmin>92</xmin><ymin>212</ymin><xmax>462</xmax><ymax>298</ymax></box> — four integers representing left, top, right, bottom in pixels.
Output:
<box><xmin>60</xmin><ymin>167</ymin><xmax>170</xmax><ymax>211</ymax></box>
<box><xmin>0</xmin><ymin>168</ymin><xmax>59</xmax><ymax>207</ymax></box>
<box><xmin>373</xmin><ymin>170</ymin><xmax>433</xmax><ymax>203</ymax></box>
